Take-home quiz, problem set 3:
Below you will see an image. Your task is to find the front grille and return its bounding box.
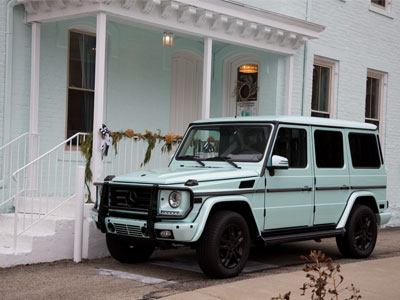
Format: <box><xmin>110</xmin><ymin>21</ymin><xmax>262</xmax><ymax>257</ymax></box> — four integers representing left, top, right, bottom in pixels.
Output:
<box><xmin>109</xmin><ymin>185</ymin><xmax>155</xmax><ymax>211</ymax></box>
<box><xmin>114</xmin><ymin>223</ymin><xmax>144</xmax><ymax>237</ymax></box>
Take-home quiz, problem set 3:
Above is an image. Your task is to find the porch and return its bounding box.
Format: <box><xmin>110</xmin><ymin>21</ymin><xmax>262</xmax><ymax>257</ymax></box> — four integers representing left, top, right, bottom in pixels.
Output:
<box><xmin>0</xmin><ymin>0</ymin><xmax>323</xmax><ymax>263</ymax></box>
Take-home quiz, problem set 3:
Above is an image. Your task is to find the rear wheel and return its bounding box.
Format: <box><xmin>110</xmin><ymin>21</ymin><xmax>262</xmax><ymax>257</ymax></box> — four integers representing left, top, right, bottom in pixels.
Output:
<box><xmin>336</xmin><ymin>204</ymin><xmax>377</xmax><ymax>258</ymax></box>
<box><xmin>106</xmin><ymin>234</ymin><xmax>155</xmax><ymax>263</ymax></box>
<box><xmin>196</xmin><ymin>211</ymin><xmax>250</xmax><ymax>278</ymax></box>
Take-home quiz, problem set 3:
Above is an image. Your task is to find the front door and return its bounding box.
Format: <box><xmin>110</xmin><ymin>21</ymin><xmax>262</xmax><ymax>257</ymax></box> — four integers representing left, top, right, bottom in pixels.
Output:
<box><xmin>264</xmin><ymin>125</ymin><xmax>314</xmax><ymax>230</ymax></box>
<box><xmin>169</xmin><ymin>51</ymin><xmax>203</xmax><ymax>135</ymax></box>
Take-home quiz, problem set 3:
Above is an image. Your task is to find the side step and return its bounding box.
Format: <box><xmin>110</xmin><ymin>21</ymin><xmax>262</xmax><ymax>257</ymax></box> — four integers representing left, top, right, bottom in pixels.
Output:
<box><xmin>261</xmin><ymin>228</ymin><xmax>346</xmax><ymax>246</ymax></box>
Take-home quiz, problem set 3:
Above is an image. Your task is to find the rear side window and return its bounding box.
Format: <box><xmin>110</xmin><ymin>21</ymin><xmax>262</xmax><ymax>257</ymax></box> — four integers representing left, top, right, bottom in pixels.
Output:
<box><xmin>314</xmin><ymin>130</ymin><xmax>344</xmax><ymax>168</ymax></box>
<box><xmin>272</xmin><ymin>128</ymin><xmax>307</xmax><ymax>168</ymax></box>
<box><xmin>349</xmin><ymin>133</ymin><xmax>381</xmax><ymax>168</ymax></box>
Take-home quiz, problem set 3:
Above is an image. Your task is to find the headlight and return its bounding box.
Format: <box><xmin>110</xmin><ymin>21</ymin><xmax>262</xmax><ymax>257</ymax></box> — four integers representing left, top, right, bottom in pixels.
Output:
<box><xmin>168</xmin><ymin>191</ymin><xmax>182</xmax><ymax>208</ymax></box>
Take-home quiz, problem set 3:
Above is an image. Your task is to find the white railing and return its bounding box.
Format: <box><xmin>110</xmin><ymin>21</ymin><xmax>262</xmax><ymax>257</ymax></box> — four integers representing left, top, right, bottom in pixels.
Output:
<box><xmin>0</xmin><ymin>133</ymin><xmax>39</xmax><ymax>212</ymax></box>
<box><xmin>9</xmin><ymin>132</ymin><xmax>175</xmax><ymax>250</ymax></box>
<box><xmin>103</xmin><ymin>136</ymin><xmax>174</xmax><ymax>177</ymax></box>
<box><xmin>11</xmin><ymin>133</ymin><xmax>88</xmax><ymax>250</ymax></box>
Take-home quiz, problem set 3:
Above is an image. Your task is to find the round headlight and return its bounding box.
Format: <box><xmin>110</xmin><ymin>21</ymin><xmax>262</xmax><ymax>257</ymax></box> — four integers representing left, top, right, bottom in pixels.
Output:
<box><xmin>168</xmin><ymin>191</ymin><xmax>182</xmax><ymax>208</ymax></box>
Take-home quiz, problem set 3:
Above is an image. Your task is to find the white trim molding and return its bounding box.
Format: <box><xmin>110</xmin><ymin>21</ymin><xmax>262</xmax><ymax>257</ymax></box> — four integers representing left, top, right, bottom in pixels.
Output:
<box><xmin>17</xmin><ymin>0</ymin><xmax>324</xmax><ymax>55</ymax></box>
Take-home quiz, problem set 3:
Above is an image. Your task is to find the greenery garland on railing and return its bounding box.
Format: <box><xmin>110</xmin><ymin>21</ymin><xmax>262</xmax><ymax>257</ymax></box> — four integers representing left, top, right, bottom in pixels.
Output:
<box><xmin>79</xmin><ymin>129</ymin><xmax>183</xmax><ymax>202</ymax></box>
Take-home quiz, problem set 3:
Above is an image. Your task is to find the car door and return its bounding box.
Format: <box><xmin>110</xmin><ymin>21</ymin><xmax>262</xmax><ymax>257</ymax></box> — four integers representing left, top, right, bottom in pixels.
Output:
<box><xmin>312</xmin><ymin>127</ymin><xmax>351</xmax><ymax>225</ymax></box>
<box><xmin>264</xmin><ymin>125</ymin><xmax>314</xmax><ymax>230</ymax></box>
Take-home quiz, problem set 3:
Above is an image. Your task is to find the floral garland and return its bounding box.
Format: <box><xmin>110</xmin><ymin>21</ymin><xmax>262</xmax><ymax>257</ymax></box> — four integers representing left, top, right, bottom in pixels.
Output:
<box><xmin>80</xmin><ymin>129</ymin><xmax>183</xmax><ymax>202</ymax></box>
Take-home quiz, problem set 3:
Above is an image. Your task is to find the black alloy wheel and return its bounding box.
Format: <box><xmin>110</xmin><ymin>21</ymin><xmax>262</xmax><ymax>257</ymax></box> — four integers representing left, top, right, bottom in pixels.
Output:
<box><xmin>219</xmin><ymin>224</ymin><xmax>246</xmax><ymax>269</ymax></box>
<box><xmin>196</xmin><ymin>210</ymin><xmax>250</xmax><ymax>278</ymax></box>
<box><xmin>336</xmin><ymin>204</ymin><xmax>377</xmax><ymax>258</ymax></box>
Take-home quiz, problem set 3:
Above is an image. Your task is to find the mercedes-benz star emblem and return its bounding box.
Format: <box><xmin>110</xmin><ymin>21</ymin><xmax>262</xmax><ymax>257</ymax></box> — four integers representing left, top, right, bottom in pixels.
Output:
<box><xmin>127</xmin><ymin>191</ymin><xmax>138</xmax><ymax>206</ymax></box>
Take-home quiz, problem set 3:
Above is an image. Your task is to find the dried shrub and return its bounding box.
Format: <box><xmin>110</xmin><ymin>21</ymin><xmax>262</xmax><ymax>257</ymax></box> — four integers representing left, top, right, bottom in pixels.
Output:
<box><xmin>272</xmin><ymin>250</ymin><xmax>361</xmax><ymax>300</ymax></box>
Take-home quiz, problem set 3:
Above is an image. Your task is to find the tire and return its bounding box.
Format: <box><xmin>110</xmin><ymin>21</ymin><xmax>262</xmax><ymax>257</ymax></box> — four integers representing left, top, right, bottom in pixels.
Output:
<box><xmin>336</xmin><ymin>204</ymin><xmax>377</xmax><ymax>258</ymax></box>
<box><xmin>196</xmin><ymin>210</ymin><xmax>251</xmax><ymax>278</ymax></box>
<box><xmin>106</xmin><ymin>234</ymin><xmax>155</xmax><ymax>263</ymax></box>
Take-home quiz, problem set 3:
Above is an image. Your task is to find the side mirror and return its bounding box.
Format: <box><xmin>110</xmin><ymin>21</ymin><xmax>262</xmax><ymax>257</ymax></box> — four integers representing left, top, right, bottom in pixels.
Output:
<box><xmin>267</xmin><ymin>155</ymin><xmax>289</xmax><ymax>176</ymax></box>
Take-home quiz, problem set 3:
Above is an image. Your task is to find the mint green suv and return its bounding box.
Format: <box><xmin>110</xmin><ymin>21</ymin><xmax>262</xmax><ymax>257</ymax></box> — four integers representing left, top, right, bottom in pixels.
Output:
<box><xmin>93</xmin><ymin>116</ymin><xmax>391</xmax><ymax>278</ymax></box>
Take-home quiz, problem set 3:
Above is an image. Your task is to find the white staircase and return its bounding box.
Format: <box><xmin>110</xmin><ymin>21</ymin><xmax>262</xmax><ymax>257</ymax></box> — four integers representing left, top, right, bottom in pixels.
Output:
<box><xmin>0</xmin><ymin>213</ymin><xmax>75</xmax><ymax>268</ymax></box>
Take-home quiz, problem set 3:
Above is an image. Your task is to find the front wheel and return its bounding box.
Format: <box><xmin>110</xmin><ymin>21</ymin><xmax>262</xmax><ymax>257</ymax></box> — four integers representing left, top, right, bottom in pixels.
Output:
<box><xmin>336</xmin><ymin>204</ymin><xmax>377</xmax><ymax>258</ymax></box>
<box><xmin>106</xmin><ymin>234</ymin><xmax>155</xmax><ymax>263</ymax></box>
<box><xmin>196</xmin><ymin>211</ymin><xmax>250</xmax><ymax>278</ymax></box>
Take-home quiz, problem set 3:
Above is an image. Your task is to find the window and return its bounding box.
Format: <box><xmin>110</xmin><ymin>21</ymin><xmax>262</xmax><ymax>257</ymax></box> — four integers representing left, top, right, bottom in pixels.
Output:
<box><xmin>272</xmin><ymin>128</ymin><xmax>307</xmax><ymax>168</ymax></box>
<box><xmin>371</xmin><ymin>0</ymin><xmax>387</xmax><ymax>9</ymax></box>
<box><xmin>349</xmin><ymin>133</ymin><xmax>381</xmax><ymax>168</ymax></box>
<box><xmin>311</xmin><ymin>57</ymin><xmax>338</xmax><ymax>118</ymax></box>
<box><xmin>67</xmin><ymin>30</ymin><xmax>96</xmax><ymax>142</ymax></box>
<box><xmin>236</xmin><ymin>64</ymin><xmax>258</xmax><ymax>117</ymax></box>
<box><xmin>176</xmin><ymin>125</ymin><xmax>272</xmax><ymax>162</ymax></box>
<box><xmin>365</xmin><ymin>70</ymin><xmax>385</xmax><ymax>129</ymax></box>
<box><xmin>314</xmin><ymin>130</ymin><xmax>344</xmax><ymax>168</ymax></box>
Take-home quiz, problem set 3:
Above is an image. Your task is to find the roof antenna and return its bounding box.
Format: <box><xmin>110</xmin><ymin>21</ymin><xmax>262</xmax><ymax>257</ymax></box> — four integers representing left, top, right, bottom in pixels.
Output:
<box><xmin>234</xmin><ymin>115</ymin><xmax>237</xmax><ymax>118</ymax></box>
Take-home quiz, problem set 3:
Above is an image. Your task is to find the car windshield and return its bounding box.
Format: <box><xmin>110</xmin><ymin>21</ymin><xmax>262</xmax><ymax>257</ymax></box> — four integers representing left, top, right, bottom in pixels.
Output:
<box><xmin>176</xmin><ymin>124</ymin><xmax>273</xmax><ymax>162</ymax></box>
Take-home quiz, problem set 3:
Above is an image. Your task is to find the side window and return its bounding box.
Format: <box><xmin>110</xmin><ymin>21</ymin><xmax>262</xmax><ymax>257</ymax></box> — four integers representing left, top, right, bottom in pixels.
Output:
<box><xmin>272</xmin><ymin>128</ymin><xmax>307</xmax><ymax>168</ymax></box>
<box><xmin>349</xmin><ymin>133</ymin><xmax>381</xmax><ymax>168</ymax></box>
<box><xmin>314</xmin><ymin>130</ymin><xmax>344</xmax><ymax>168</ymax></box>
<box><xmin>67</xmin><ymin>30</ymin><xmax>96</xmax><ymax>143</ymax></box>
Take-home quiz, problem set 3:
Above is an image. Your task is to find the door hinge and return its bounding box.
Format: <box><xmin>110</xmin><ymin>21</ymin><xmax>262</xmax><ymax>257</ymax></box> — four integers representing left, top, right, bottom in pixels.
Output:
<box><xmin>264</xmin><ymin>208</ymin><xmax>266</xmax><ymax>217</ymax></box>
<box><xmin>264</xmin><ymin>177</ymin><xmax>267</xmax><ymax>187</ymax></box>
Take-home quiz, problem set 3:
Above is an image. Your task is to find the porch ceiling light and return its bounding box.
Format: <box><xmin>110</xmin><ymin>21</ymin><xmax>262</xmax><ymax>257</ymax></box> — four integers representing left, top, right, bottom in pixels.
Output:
<box><xmin>162</xmin><ymin>32</ymin><xmax>174</xmax><ymax>47</ymax></box>
<box><xmin>239</xmin><ymin>64</ymin><xmax>258</xmax><ymax>74</ymax></box>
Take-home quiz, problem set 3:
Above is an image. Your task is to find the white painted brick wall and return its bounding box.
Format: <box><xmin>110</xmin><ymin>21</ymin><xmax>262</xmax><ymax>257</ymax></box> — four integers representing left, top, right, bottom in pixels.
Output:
<box><xmin>239</xmin><ymin>0</ymin><xmax>400</xmax><ymax>225</ymax></box>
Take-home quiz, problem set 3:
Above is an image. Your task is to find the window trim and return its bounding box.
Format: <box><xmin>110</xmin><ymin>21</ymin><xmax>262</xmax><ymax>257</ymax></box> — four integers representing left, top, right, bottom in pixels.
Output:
<box><xmin>66</xmin><ymin>29</ymin><xmax>96</xmax><ymax>144</ymax></box>
<box><xmin>365</xmin><ymin>69</ymin><xmax>387</xmax><ymax>149</ymax></box>
<box><xmin>311</xmin><ymin>56</ymin><xmax>339</xmax><ymax>119</ymax></box>
<box><xmin>371</xmin><ymin>0</ymin><xmax>388</xmax><ymax>10</ymax></box>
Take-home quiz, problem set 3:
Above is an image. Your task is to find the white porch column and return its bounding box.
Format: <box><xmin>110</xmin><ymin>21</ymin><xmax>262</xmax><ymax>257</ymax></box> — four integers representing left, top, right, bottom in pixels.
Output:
<box><xmin>92</xmin><ymin>12</ymin><xmax>107</xmax><ymax>186</ymax></box>
<box><xmin>285</xmin><ymin>55</ymin><xmax>294</xmax><ymax>115</ymax></box>
<box><xmin>29</xmin><ymin>22</ymin><xmax>41</xmax><ymax>161</ymax></box>
<box><xmin>201</xmin><ymin>37</ymin><xmax>212</xmax><ymax>119</ymax></box>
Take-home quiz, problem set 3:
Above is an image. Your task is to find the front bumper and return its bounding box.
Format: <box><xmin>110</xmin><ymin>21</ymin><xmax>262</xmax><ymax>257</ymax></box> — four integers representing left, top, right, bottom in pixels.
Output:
<box><xmin>93</xmin><ymin>214</ymin><xmax>198</xmax><ymax>242</ymax></box>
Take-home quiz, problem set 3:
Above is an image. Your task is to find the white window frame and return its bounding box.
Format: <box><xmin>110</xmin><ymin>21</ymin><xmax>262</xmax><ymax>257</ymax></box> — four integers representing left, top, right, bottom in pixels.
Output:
<box><xmin>371</xmin><ymin>0</ymin><xmax>390</xmax><ymax>10</ymax></box>
<box><xmin>369</xmin><ymin>0</ymin><xmax>393</xmax><ymax>18</ymax></box>
<box><xmin>365</xmin><ymin>69</ymin><xmax>387</xmax><ymax>143</ymax></box>
<box><xmin>311</xmin><ymin>56</ymin><xmax>339</xmax><ymax>119</ymax></box>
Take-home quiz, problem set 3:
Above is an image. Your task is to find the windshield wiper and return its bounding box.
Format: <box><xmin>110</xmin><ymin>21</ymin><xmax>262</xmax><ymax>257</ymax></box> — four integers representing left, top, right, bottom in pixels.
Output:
<box><xmin>205</xmin><ymin>156</ymin><xmax>241</xmax><ymax>169</ymax></box>
<box><xmin>178</xmin><ymin>155</ymin><xmax>205</xmax><ymax>167</ymax></box>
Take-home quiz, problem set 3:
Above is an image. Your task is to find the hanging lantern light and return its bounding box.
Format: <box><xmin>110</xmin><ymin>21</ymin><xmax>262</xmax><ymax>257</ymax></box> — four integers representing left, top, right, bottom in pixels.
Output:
<box><xmin>239</xmin><ymin>64</ymin><xmax>258</xmax><ymax>74</ymax></box>
<box><xmin>162</xmin><ymin>32</ymin><xmax>174</xmax><ymax>47</ymax></box>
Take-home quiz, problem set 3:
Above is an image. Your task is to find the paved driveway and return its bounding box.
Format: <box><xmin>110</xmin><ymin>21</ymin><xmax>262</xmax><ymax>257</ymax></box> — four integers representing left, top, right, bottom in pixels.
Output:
<box><xmin>1</xmin><ymin>227</ymin><xmax>399</xmax><ymax>300</ymax></box>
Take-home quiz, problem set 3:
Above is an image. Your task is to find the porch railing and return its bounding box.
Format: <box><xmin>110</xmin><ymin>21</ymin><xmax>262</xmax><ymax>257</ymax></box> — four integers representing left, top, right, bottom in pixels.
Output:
<box><xmin>11</xmin><ymin>133</ymin><xmax>88</xmax><ymax>250</ymax></box>
<box><xmin>9</xmin><ymin>132</ymin><xmax>174</xmax><ymax>250</ymax></box>
<box><xmin>102</xmin><ymin>136</ymin><xmax>173</xmax><ymax>177</ymax></box>
<box><xmin>0</xmin><ymin>132</ymin><xmax>39</xmax><ymax>212</ymax></box>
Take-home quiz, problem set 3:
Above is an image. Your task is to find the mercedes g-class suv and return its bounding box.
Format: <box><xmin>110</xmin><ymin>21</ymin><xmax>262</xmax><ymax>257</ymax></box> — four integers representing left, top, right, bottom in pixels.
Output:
<box><xmin>93</xmin><ymin>116</ymin><xmax>391</xmax><ymax>278</ymax></box>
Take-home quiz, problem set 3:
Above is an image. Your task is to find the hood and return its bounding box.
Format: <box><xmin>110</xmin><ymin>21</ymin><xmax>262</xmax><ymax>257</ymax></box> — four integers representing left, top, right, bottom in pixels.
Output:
<box><xmin>112</xmin><ymin>167</ymin><xmax>259</xmax><ymax>185</ymax></box>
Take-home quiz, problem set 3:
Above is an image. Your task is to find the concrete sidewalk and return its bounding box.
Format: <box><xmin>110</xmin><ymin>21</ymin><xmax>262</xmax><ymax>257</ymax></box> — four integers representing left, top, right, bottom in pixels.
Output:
<box><xmin>161</xmin><ymin>256</ymin><xmax>400</xmax><ymax>300</ymax></box>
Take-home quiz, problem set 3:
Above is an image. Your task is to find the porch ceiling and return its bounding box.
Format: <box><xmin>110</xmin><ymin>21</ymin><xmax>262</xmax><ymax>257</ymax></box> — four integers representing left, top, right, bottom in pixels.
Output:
<box><xmin>17</xmin><ymin>0</ymin><xmax>325</xmax><ymax>55</ymax></box>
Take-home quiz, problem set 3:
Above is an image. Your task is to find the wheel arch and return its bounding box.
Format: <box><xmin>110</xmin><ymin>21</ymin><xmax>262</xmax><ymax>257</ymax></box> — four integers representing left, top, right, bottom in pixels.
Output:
<box><xmin>337</xmin><ymin>191</ymin><xmax>379</xmax><ymax>228</ymax></box>
<box><xmin>191</xmin><ymin>196</ymin><xmax>261</xmax><ymax>242</ymax></box>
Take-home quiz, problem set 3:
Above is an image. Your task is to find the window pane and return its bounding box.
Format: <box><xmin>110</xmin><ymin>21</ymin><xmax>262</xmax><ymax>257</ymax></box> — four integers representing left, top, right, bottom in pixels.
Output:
<box><xmin>312</xmin><ymin>65</ymin><xmax>330</xmax><ymax>115</ymax></box>
<box><xmin>371</xmin><ymin>0</ymin><xmax>386</xmax><ymax>7</ymax></box>
<box><xmin>314</xmin><ymin>130</ymin><xmax>344</xmax><ymax>168</ymax></box>
<box><xmin>69</xmin><ymin>32</ymin><xmax>96</xmax><ymax>90</ymax></box>
<box><xmin>349</xmin><ymin>133</ymin><xmax>381</xmax><ymax>168</ymax></box>
<box><xmin>311</xmin><ymin>111</ymin><xmax>330</xmax><ymax>118</ymax></box>
<box><xmin>365</xmin><ymin>76</ymin><xmax>380</xmax><ymax>120</ymax></box>
<box><xmin>67</xmin><ymin>89</ymin><xmax>94</xmax><ymax>138</ymax></box>
<box><xmin>272</xmin><ymin>128</ymin><xmax>307</xmax><ymax>168</ymax></box>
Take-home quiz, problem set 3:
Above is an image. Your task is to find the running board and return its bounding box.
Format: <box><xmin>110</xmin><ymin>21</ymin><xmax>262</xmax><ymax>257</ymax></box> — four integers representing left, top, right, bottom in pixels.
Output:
<box><xmin>261</xmin><ymin>228</ymin><xmax>346</xmax><ymax>246</ymax></box>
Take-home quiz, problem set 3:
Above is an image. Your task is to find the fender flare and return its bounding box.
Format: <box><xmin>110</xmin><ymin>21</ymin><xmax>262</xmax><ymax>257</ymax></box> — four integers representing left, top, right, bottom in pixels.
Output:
<box><xmin>191</xmin><ymin>195</ymin><xmax>259</xmax><ymax>242</ymax></box>
<box><xmin>336</xmin><ymin>191</ymin><xmax>377</xmax><ymax>229</ymax></box>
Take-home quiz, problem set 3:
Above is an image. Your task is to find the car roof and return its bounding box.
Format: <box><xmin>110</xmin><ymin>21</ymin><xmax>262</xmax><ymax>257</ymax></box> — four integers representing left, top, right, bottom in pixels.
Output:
<box><xmin>191</xmin><ymin>116</ymin><xmax>377</xmax><ymax>131</ymax></box>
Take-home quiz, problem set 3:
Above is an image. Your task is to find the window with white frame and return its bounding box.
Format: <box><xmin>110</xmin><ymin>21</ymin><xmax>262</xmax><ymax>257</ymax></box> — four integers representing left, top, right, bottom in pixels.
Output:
<box><xmin>311</xmin><ymin>57</ymin><xmax>338</xmax><ymax>119</ymax></box>
<box><xmin>365</xmin><ymin>70</ymin><xmax>386</xmax><ymax>129</ymax></box>
<box><xmin>66</xmin><ymin>30</ymin><xmax>96</xmax><ymax>143</ymax></box>
<box><xmin>371</xmin><ymin>0</ymin><xmax>387</xmax><ymax>9</ymax></box>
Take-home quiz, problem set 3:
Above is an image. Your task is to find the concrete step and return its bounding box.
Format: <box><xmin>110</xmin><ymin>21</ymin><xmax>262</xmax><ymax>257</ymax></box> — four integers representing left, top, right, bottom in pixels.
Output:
<box><xmin>16</xmin><ymin>196</ymin><xmax>76</xmax><ymax>218</ymax></box>
<box><xmin>0</xmin><ymin>213</ymin><xmax>75</xmax><ymax>268</ymax></box>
